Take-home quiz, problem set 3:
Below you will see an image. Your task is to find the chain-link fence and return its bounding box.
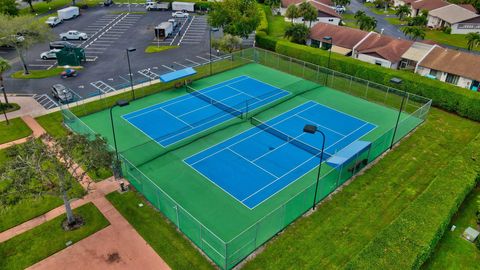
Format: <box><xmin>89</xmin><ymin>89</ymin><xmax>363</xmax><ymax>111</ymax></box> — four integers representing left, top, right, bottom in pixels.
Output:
<box><xmin>61</xmin><ymin>47</ymin><xmax>432</xmax><ymax>270</ymax></box>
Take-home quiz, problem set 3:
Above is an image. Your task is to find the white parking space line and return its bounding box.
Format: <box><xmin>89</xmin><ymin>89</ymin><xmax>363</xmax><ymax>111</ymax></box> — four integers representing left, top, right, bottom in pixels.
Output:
<box><xmin>196</xmin><ymin>56</ymin><xmax>209</xmax><ymax>61</ymax></box>
<box><xmin>162</xmin><ymin>65</ymin><xmax>175</xmax><ymax>71</ymax></box>
<box><xmin>173</xmin><ymin>61</ymin><xmax>188</xmax><ymax>67</ymax></box>
<box><xmin>93</xmin><ymin>40</ymin><xmax>116</xmax><ymax>43</ymax></box>
<box><xmin>185</xmin><ymin>59</ymin><xmax>201</xmax><ymax>66</ymax></box>
<box><xmin>207</xmin><ymin>53</ymin><xmax>221</xmax><ymax>59</ymax></box>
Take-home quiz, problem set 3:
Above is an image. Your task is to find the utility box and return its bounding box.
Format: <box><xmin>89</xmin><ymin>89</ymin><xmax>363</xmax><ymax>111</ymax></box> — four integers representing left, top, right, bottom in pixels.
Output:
<box><xmin>56</xmin><ymin>47</ymin><xmax>86</xmax><ymax>66</ymax></box>
<box><xmin>155</xmin><ymin>22</ymin><xmax>174</xmax><ymax>40</ymax></box>
<box><xmin>172</xmin><ymin>1</ymin><xmax>195</xmax><ymax>11</ymax></box>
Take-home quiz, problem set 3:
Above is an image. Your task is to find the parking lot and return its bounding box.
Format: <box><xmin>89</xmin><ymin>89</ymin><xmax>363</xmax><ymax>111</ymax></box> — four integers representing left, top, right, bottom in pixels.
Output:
<box><xmin>2</xmin><ymin>4</ymin><xmax>246</xmax><ymax>109</ymax></box>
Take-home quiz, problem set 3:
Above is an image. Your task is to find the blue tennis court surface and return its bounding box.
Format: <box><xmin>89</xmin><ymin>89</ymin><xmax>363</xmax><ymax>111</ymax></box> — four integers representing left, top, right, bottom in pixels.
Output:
<box><xmin>185</xmin><ymin>101</ymin><xmax>377</xmax><ymax>209</ymax></box>
<box><xmin>122</xmin><ymin>76</ymin><xmax>289</xmax><ymax>147</ymax></box>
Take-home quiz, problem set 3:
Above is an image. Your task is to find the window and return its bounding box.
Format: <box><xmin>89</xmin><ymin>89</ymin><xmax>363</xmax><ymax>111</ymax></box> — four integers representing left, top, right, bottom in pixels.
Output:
<box><xmin>375</xmin><ymin>60</ymin><xmax>382</xmax><ymax>66</ymax></box>
<box><xmin>429</xmin><ymin>69</ymin><xmax>440</xmax><ymax>79</ymax></box>
<box><xmin>445</xmin><ymin>73</ymin><xmax>459</xmax><ymax>85</ymax></box>
<box><xmin>311</xmin><ymin>40</ymin><xmax>320</xmax><ymax>48</ymax></box>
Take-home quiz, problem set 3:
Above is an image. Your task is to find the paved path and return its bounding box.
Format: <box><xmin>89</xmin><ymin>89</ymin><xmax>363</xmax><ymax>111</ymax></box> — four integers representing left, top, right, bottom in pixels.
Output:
<box><xmin>0</xmin><ymin>117</ymin><xmax>171</xmax><ymax>270</ymax></box>
<box><xmin>0</xmin><ymin>95</ymin><xmax>47</xmax><ymax>121</ymax></box>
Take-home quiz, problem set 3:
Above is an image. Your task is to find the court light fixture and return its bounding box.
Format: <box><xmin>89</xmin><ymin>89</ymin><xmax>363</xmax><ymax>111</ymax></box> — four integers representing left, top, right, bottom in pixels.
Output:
<box><xmin>110</xmin><ymin>99</ymin><xmax>130</xmax><ymax>178</ymax></box>
<box><xmin>303</xmin><ymin>124</ymin><xmax>326</xmax><ymax>210</ymax></box>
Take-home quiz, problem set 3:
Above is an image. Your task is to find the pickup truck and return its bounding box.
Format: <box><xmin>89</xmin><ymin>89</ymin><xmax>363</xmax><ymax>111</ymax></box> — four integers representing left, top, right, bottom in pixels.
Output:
<box><xmin>59</xmin><ymin>30</ymin><xmax>88</xmax><ymax>41</ymax></box>
<box><xmin>45</xmin><ymin>17</ymin><xmax>63</xmax><ymax>27</ymax></box>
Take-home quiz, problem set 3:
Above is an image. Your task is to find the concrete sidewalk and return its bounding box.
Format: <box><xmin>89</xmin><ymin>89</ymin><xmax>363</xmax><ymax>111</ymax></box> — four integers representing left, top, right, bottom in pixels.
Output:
<box><xmin>0</xmin><ymin>95</ymin><xmax>46</xmax><ymax>122</ymax></box>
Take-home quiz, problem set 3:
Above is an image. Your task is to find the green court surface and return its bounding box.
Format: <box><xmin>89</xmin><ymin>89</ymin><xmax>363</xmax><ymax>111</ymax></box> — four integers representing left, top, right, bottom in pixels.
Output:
<box><xmin>74</xmin><ymin>63</ymin><xmax>428</xmax><ymax>269</ymax></box>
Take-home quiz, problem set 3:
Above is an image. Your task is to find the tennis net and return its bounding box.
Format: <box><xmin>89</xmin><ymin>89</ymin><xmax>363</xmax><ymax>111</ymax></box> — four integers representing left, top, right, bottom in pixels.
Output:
<box><xmin>250</xmin><ymin>117</ymin><xmax>324</xmax><ymax>157</ymax></box>
<box><xmin>186</xmin><ymin>85</ymin><xmax>244</xmax><ymax>119</ymax></box>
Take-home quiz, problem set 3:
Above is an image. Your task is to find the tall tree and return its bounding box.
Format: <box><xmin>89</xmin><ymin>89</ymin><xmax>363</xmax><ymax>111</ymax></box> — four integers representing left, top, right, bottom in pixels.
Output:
<box><xmin>356</xmin><ymin>14</ymin><xmax>377</xmax><ymax>31</ymax></box>
<box><xmin>407</xmin><ymin>14</ymin><xmax>427</xmax><ymax>26</ymax></box>
<box><xmin>22</xmin><ymin>0</ymin><xmax>35</xmax><ymax>13</ymax></box>
<box><xmin>402</xmin><ymin>26</ymin><xmax>426</xmax><ymax>40</ymax></box>
<box><xmin>333</xmin><ymin>0</ymin><xmax>351</xmax><ymax>7</ymax></box>
<box><xmin>0</xmin><ymin>15</ymin><xmax>52</xmax><ymax>74</ymax></box>
<box><xmin>466</xmin><ymin>32</ymin><xmax>480</xmax><ymax>51</ymax></box>
<box><xmin>208</xmin><ymin>0</ymin><xmax>260</xmax><ymax>39</ymax></box>
<box><xmin>0</xmin><ymin>0</ymin><xmax>18</xmax><ymax>16</ymax></box>
<box><xmin>298</xmin><ymin>1</ymin><xmax>317</xmax><ymax>28</ymax></box>
<box><xmin>0</xmin><ymin>134</ymin><xmax>114</xmax><ymax>228</ymax></box>
<box><xmin>354</xmin><ymin>10</ymin><xmax>366</xmax><ymax>20</ymax></box>
<box><xmin>0</xmin><ymin>57</ymin><xmax>11</xmax><ymax>105</ymax></box>
<box><xmin>212</xmin><ymin>34</ymin><xmax>243</xmax><ymax>53</ymax></box>
<box><xmin>395</xmin><ymin>5</ymin><xmax>410</xmax><ymax>21</ymax></box>
<box><xmin>285</xmin><ymin>4</ymin><xmax>300</xmax><ymax>23</ymax></box>
<box><xmin>265</xmin><ymin>0</ymin><xmax>281</xmax><ymax>11</ymax></box>
<box><xmin>284</xmin><ymin>23</ymin><xmax>310</xmax><ymax>44</ymax></box>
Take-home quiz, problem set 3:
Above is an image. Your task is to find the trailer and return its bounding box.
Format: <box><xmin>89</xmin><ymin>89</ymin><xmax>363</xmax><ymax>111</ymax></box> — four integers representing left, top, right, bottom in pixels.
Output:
<box><xmin>146</xmin><ymin>2</ymin><xmax>170</xmax><ymax>10</ymax></box>
<box><xmin>171</xmin><ymin>1</ymin><xmax>195</xmax><ymax>12</ymax></box>
<box><xmin>155</xmin><ymin>22</ymin><xmax>174</xmax><ymax>40</ymax></box>
<box><xmin>57</xmin><ymin>6</ymin><xmax>79</xmax><ymax>20</ymax></box>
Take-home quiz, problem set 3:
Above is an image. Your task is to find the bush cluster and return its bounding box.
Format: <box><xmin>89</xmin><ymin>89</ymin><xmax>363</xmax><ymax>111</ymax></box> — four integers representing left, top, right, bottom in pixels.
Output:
<box><xmin>269</xmin><ymin>41</ymin><xmax>480</xmax><ymax>121</ymax></box>
<box><xmin>345</xmin><ymin>134</ymin><xmax>480</xmax><ymax>269</ymax></box>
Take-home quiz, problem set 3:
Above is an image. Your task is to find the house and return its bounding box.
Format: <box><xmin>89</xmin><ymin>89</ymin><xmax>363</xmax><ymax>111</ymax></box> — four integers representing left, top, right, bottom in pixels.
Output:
<box><xmin>427</xmin><ymin>4</ymin><xmax>480</xmax><ymax>34</ymax></box>
<box><xmin>393</xmin><ymin>0</ymin><xmax>415</xmax><ymax>8</ymax></box>
<box><xmin>353</xmin><ymin>33</ymin><xmax>413</xmax><ymax>69</ymax></box>
<box><xmin>409</xmin><ymin>0</ymin><xmax>449</xmax><ymax>17</ymax></box>
<box><xmin>416</xmin><ymin>46</ymin><xmax>480</xmax><ymax>90</ymax></box>
<box><xmin>280</xmin><ymin>0</ymin><xmax>341</xmax><ymax>26</ymax></box>
<box><xmin>308</xmin><ymin>22</ymin><xmax>370</xmax><ymax>55</ymax></box>
<box><xmin>399</xmin><ymin>41</ymin><xmax>436</xmax><ymax>70</ymax></box>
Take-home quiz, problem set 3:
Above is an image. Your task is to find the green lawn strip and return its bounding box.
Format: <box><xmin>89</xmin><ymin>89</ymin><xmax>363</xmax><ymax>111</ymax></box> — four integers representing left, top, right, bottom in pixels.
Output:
<box><xmin>347</xmin><ymin>131</ymin><xmax>480</xmax><ymax>269</ymax></box>
<box><xmin>11</xmin><ymin>68</ymin><xmax>82</xmax><ymax>79</ymax></box>
<box><xmin>0</xmin><ymin>202</ymin><xmax>109</xmax><ymax>270</ymax></box>
<box><xmin>0</xmin><ymin>117</ymin><xmax>32</xmax><ymax>144</ymax></box>
<box><xmin>385</xmin><ymin>17</ymin><xmax>404</xmax><ymax>26</ymax></box>
<box><xmin>422</xmin><ymin>186</ymin><xmax>480</xmax><ymax>270</ymax></box>
<box><xmin>263</xmin><ymin>5</ymin><xmax>288</xmax><ymax>38</ymax></box>
<box><xmin>364</xmin><ymin>3</ymin><xmax>396</xmax><ymax>15</ymax></box>
<box><xmin>20</xmin><ymin>0</ymin><xmax>101</xmax><ymax>16</ymax></box>
<box><xmin>243</xmin><ymin>108</ymin><xmax>480</xmax><ymax>269</ymax></box>
<box><xmin>106</xmin><ymin>191</ymin><xmax>214</xmax><ymax>270</ymax></box>
<box><xmin>145</xmin><ymin>45</ymin><xmax>179</xmax><ymax>53</ymax></box>
<box><xmin>425</xmin><ymin>30</ymin><xmax>480</xmax><ymax>52</ymax></box>
<box><xmin>0</xmin><ymin>103</ymin><xmax>21</xmax><ymax>113</ymax></box>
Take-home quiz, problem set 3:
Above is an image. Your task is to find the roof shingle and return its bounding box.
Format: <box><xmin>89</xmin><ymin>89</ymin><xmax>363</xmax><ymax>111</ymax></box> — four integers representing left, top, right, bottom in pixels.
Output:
<box><xmin>419</xmin><ymin>47</ymin><xmax>480</xmax><ymax>81</ymax></box>
<box><xmin>309</xmin><ymin>23</ymin><xmax>369</xmax><ymax>49</ymax></box>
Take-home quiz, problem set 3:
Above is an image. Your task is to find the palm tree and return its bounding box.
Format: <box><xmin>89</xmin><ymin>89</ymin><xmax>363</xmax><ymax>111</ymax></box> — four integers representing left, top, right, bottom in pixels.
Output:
<box><xmin>354</xmin><ymin>10</ymin><xmax>366</xmax><ymax>20</ymax></box>
<box><xmin>285</xmin><ymin>4</ymin><xmax>300</xmax><ymax>24</ymax></box>
<box><xmin>0</xmin><ymin>57</ymin><xmax>11</xmax><ymax>105</ymax></box>
<box><xmin>284</xmin><ymin>23</ymin><xmax>310</xmax><ymax>44</ymax></box>
<box><xmin>402</xmin><ymin>26</ymin><xmax>425</xmax><ymax>41</ymax></box>
<box><xmin>395</xmin><ymin>5</ymin><xmax>410</xmax><ymax>21</ymax></box>
<box><xmin>357</xmin><ymin>15</ymin><xmax>377</xmax><ymax>31</ymax></box>
<box><xmin>298</xmin><ymin>1</ymin><xmax>317</xmax><ymax>28</ymax></box>
<box><xmin>466</xmin><ymin>32</ymin><xmax>480</xmax><ymax>51</ymax></box>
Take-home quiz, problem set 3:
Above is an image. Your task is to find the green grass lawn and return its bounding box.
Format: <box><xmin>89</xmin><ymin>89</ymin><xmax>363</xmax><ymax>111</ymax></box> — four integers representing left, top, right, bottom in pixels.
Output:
<box><xmin>0</xmin><ymin>117</ymin><xmax>32</xmax><ymax>144</ymax></box>
<box><xmin>263</xmin><ymin>6</ymin><xmax>288</xmax><ymax>39</ymax></box>
<box><xmin>243</xmin><ymin>108</ymin><xmax>480</xmax><ymax>269</ymax></box>
<box><xmin>35</xmin><ymin>112</ymin><xmax>68</xmax><ymax>139</ymax></box>
<box><xmin>107</xmin><ymin>191</ymin><xmax>214</xmax><ymax>270</ymax></box>
<box><xmin>425</xmin><ymin>30</ymin><xmax>480</xmax><ymax>52</ymax></box>
<box><xmin>145</xmin><ymin>45</ymin><xmax>179</xmax><ymax>53</ymax></box>
<box><xmin>0</xmin><ymin>203</ymin><xmax>109</xmax><ymax>270</ymax></box>
<box><xmin>0</xmin><ymin>103</ymin><xmax>20</xmax><ymax>113</ymax></box>
<box><xmin>365</xmin><ymin>3</ymin><xmax>396</xmax><ymax>15</ymax></box>
<box><xmin>422</xmin><ymin>186</ymin><xmax>480</xmax><ymax>270</ymax></box>
<box><xmin>20</xmin><ymin>0</ymin><xmax>101</xmax><ymax>16</ymax></box>
<box><xmin>385</xmin><ymin>17</ymin><xmax>404</xmax><ymax>25</ymax></box>
<box><xmin>341</xmin><ymin>13</ymin><xmax>360</xmax><ymax>29</ymax></box>
<box><xmin>11</xmin><ymin>68</ymin><xmax>82</xmax><ymax>79</ymax></box>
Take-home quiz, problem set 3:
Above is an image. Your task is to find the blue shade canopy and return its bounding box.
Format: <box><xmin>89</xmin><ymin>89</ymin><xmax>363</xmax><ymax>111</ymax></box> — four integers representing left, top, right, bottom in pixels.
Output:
<box><xmin>160</xmin><ymin>67</ymin><xmax>197</xmax><ymax>82</ymax></box>
<box><xmin>326</xmin><ymin>140</ymin><xmax>371</xmax><ymax>167</ymax></box>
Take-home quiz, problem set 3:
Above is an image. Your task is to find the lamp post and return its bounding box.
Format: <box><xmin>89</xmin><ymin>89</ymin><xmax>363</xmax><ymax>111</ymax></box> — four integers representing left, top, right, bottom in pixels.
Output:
<box><xmin>323</xmin><ymin>36</ymin><xmax>333</xmax><ymax>86</ymax></box>
<box><xmin>389</xmin><ymin>77</ymin><xmax>405</xmax><ymax>149</ymax></box>
<box><xmin>209</xmin><ymin>27</ymin><xmax>212</xmax><ymax>75</ymax></box>
<box><xmin>110</xmin><ymin>100</ymin><xmax>130</xmax><ymax>164</ymax></box>
<box><xmin>0</xmin><ymin>96</ymin><xmax>8</xmax><ymax>125</ymax></box>
<box><xmin>126</xmin><ymin>47</ymin><xmax>136</xmax><ymax>100</ymax></box>
<box><xmin>303</xmin><ymin>124</ymin><xmax>326</xmax><ymax>210</ymax></box>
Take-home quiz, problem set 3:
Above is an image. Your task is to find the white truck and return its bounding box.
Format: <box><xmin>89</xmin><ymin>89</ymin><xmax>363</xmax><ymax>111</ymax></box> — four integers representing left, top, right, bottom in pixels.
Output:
<box><xmin>59</xmin><ymin>30</ymin><xmax>88</xmax><ymax>40</ymax></box>
<box><xmin>146</xmin><ymin>2</ymin><xmax>170</xmax><ymax>11</ymax></box>
<box><xmin>171</xmin><ymin>1</ymin><xmax>195</xmax><ymax>12</ymax></box>
<box><xmin>155</xmin><ymin>22</ymin><xmax>173</xmax><ymax>40</ymax></box>
<box><xmin>57</xmin><ymin>6</ymin><xmax>79</xmax><ymax>20</ymax></box>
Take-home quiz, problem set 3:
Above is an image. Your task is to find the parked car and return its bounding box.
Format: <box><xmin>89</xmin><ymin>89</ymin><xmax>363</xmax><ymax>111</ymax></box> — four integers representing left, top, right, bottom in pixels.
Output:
<box><xmin>335</xmin><ymin>5</ymin><xmax>346</xmax><ymax>13</ymax></box>
<box><xmin>40</xmin><ymin>49</ymin><xmax>60</xmax><ymax>60</ymax></box>
<box><xmin>104</xmin><ymin>0</ymin><xmax>113</xmax><ymax>6</ymax></box>
<box><xmin>45</xmin><ymin>17</ymin><xmax>63</xmax><ymax>27</ymax></box>
<box><xmin>51</xmin><ymin>84</ymin><xmax>74</xmax><ymax>103</ymax></box>
<box><xmin>172</xmin><ymin>11</ymin><xmax>189</xmax><ymax>18</ymax></box>
<box><xmin>49</xmin><ymin>41</ymin><xmax>77</xmax><ymax>49</ymax></box>
<box><xmin>59</xmin><ymin>30</ymin><xmax>88</xmax><ymax>41</ymax></box>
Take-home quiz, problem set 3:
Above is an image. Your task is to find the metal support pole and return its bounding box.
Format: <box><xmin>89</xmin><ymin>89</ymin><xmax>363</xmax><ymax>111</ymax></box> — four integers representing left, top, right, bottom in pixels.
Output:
<box><xmin>312</xmin><ymin>130</ymin><xmax>326</xmax><ymax>210</ymax></box>
<box><xmin>209</xmin><ymin>28</ymin><xmax>212</xmax><ymax>75</ymax></box>
<box><xmin>0</xmin><ymin>97</ymin><xmax>9</xmax><ymax>125</ymax></box>
<box><xmin>110</xmin><ymin>105</ymin><xmax>119</xmax><ymax>162</ymax></box>
<box><xmin>390</xmin><ymin>89</ymin><xmax>407</xmax><ymax>149</ymax></box>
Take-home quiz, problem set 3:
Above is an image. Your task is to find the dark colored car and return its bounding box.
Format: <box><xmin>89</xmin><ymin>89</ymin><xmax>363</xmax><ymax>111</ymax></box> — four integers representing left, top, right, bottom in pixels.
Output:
<box><xmin>51</xmin><ymin>84</ymin><xmax>74</xmax><ymax>103</ymax></box>
<box><xmin>49</xmin><ymin>41</ymin><xmax>77</xmax><ymax>50</ymax></box>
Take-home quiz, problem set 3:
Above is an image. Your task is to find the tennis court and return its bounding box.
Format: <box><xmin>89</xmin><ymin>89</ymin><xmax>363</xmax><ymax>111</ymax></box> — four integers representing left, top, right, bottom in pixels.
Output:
<box><xmin>122</xmin><ymin>76</ymin><xmax>289</xmax><ymax>147</ymax></box>
<box><xmin>185</xmin><ymin>101</ymin><xmax>376</xmax><ymax>208</ymax></box>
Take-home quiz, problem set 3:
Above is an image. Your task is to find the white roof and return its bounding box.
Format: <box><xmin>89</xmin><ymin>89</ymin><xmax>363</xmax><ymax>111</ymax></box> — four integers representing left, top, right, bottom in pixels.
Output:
<box><xmin>401</xmin><ymin>42</ymin><xmax>434</xmax><ymax>62</ymax></box>
<box><xmin>429</xmin><ymin>4</ymin><xmax>479</xmax><ymax>24</ymax></box>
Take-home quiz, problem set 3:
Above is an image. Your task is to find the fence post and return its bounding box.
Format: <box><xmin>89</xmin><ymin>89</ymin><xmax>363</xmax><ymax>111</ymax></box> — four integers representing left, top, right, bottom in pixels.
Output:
<box><xmin>302</xmin><ymin>61</ymin><xmax>305</xmax><ymax>78</ymax></box>
<box><xmin>384</xmin><ymin>87</ymin><xmax>390</xmax><ymax>104</ymax></box>
<box><xmin>365</xmin><ymin>81</ymin><xmax>370</xmax><ymax>98</ymax></box>
<box><xmin>349</xmin><ymin>76</ymin><xmax>353</xmax><ymax>93</ymax></box>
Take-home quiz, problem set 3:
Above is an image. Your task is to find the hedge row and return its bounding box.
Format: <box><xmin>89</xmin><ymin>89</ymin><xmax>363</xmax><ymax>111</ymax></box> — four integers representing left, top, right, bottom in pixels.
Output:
<box><xmin>267</xmin><ymin>40</ymin><xmax>480</xmax><ymax>121</ymax></box>
<box><xmin>345</xmin><ymin>133</ymin><xmax>480</xmax><ymax>269</ymax></box>
<box><xmin>256</xmin><ymin>4</ymin><xmax>269</xmax><ymax>33</ymax></box>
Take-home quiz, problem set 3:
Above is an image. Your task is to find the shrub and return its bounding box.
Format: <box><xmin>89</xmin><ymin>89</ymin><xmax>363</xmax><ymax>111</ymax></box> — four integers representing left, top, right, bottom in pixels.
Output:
<box><xmin>256</xmin><ymin>4</ymin><xmax>269</xmax><ymax>33</ymax></box>
<box><xmin>476</xmin><ymin>237</ymin><xmax>480</xmax><ymax>250</ymax></box>
<box><xmin>195</xmin><ymin>1</ymin><xmax>213</xmax><ymax>11</ymax></box>
<box><xmin>345</xmin><ymin>134</ymin><xmax>480</xmax><ymax>269</ymax></box>
<box><xmin>476</xmin><ymin>195</ymin><xmax>480</xmax><ymax>225</ymax></box>
<box><xmin>255</xmin><ymin>31</ymin><xmax>278</xmax><ymax>51</ymax></box>
<box><xmin>442</xmin><ymin>26</ymin><xmax>452</xmax><ymax>34</ymax></box>
<box><xmin>273</xmin><ymin>41</ymin><xmax>480</xmax><ymax>121</ymax></box>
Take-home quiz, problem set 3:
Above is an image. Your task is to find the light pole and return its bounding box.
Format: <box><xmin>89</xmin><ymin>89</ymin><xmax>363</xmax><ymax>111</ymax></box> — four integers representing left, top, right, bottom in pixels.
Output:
<box><xmin>323</xmin><ymin>36</ymin><xmax>333</xmax><ymax>86</ymax></box>
<box><xmin>126</xmin><ymin>47</ymin><xmax>136</xmax><ymax>100</ymax></box>
<box><xmin>303</xmin><ymin>124</ymin><xmax>326</xmax><ymax>210</ymax></box>
<box><xmin>0</xmin><ymin>97</ymin><xmax>9</xmax><ymax>125</ymax></box>
<box><xmin>110</xmin><ymin>100</ymin><xmax>130</xmax><ymax>165</ymax></box>
<box><xmin>389</xmin><ymin>77</ymin><xmax>404</xmax><ymax>149</ymax></box>
<box><xmin>209</xmin><ymin>27</ymin><xmax>212</xmax><ymax>75</ymax></box>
